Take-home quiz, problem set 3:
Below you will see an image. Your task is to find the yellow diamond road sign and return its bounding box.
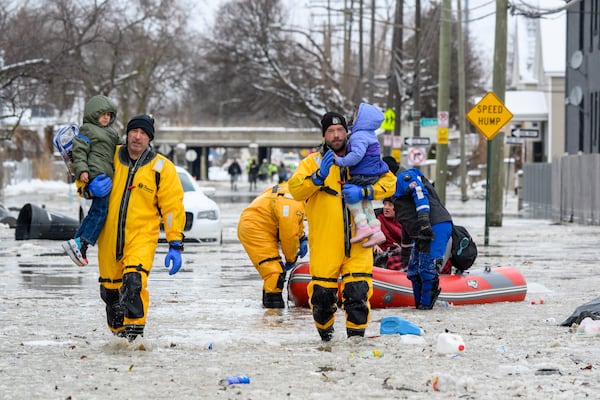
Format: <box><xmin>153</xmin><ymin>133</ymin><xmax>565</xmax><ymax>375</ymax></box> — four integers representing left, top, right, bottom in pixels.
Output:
<box><xmin>467</xmin><ymin>92</ymin><xmax>513</xmax><ymax>140</ymax></box>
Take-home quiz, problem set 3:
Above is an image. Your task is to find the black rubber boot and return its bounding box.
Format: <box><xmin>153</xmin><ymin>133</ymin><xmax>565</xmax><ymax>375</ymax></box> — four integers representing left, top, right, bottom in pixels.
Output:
<box><xmin>318</xmin><ymin>326</ymin><xmax>334</xmax><ymax>342</ymax></box>
<box><xmin>263</xmin><ymin>291</ymin><xmax>285</xmax><ymax>308</ymax></box>
<box><xmin>123</xmin><ymin>324</ymin><xmax>145</xmax><ymax>342</ymax></box>
<box><xmin>408</xmin><ymin>276</ymin><xmax>422</xmax><ymax>309</ymax></box>
<box><xmin>347</xmin><ymin>328</ymin><xmax>365</xmax><ymax>338</ymax></box>
<box><xmin>417</xmin><ymin>277</ymin><xmax>441</xmax><ymax>310</ymax></box>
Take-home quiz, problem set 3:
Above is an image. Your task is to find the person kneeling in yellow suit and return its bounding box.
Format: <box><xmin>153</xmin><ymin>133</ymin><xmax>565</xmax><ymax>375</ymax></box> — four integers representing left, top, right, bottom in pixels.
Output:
<box><xmin>238</xmin><ymin>182</ymin><xmax>307</xmax><ymax>308</ymax></box>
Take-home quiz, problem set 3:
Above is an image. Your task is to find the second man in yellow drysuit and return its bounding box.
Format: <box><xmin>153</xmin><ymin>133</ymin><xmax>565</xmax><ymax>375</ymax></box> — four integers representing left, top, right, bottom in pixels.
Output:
<box><xmin>238</xmin><ymin>182</ymin><xmax>307</xmax><ymax>308</ymax></box>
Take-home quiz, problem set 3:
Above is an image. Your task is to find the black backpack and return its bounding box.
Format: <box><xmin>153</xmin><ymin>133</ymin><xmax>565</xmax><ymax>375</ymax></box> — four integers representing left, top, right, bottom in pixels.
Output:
<box><xmin>450</xmin><ymin>225</ymin><xmax>477</xmax><ymax>271</ymax></box>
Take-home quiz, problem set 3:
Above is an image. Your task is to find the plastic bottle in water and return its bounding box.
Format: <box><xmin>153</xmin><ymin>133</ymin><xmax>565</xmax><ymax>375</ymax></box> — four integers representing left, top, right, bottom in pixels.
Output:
<box><xmin>219</xmin><ymin>375</ymin><xmax>250</xmax><ymax>386</ymax></box>
<box><xmin>349</xmin><ymin>349</ymin><xmax>384</xmax><ymax>358</ymax></box>
<box><xmin>437</xmin><ymin>301</ymin><xmax>450</xmax><ymax>308</ymax></box>
<box><xmin>436</xmin><ymin>332</ymin><xmax>465</xmax><ymax>354</ymax></box>
<box><xmin>576</xmin><ymin>317</ymin><xmax>600</xmax><ymax>336</ymax></box>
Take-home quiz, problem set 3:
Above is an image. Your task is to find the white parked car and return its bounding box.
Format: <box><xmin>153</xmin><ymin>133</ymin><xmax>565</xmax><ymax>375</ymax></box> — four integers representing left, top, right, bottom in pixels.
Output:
<box><xmin>79</xmin><ymin>166</ymin><xmax>222</xmax><ymax>244</ymax></box>
<box><xmin>161</xmin><ymin>166</ymin><xmax>222</xmax><ymax>244</ymax></box>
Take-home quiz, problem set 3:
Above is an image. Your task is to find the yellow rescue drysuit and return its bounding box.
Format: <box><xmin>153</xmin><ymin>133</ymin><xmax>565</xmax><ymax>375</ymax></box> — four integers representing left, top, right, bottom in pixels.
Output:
<box><xmin>288</xmin><ymin>152</ymin><xmax>396</xmax><ymax>337</ymax></box>
<box><xmin>237</xmin><ymin>182</ymin><xmax>306</xmax><ymax>307</ymax></box>
<box><xmin>96</xmin><ymin>145</ymin><xmax>185</xmax><ymax>339</ymax></box>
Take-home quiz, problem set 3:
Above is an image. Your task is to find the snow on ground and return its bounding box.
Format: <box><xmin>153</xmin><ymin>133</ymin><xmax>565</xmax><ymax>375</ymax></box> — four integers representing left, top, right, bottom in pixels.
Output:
<box><xmin>0</xmin><ymin>178</ymin><xmax>599</xmax><ymax>399</ymax></box>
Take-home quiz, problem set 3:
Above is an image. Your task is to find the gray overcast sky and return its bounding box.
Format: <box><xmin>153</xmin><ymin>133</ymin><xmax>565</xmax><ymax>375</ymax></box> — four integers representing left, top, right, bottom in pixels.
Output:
<box><xmin>193</xmin><ymin>0</ymin><xmax>566</xmax><ymax>83</ymax></box>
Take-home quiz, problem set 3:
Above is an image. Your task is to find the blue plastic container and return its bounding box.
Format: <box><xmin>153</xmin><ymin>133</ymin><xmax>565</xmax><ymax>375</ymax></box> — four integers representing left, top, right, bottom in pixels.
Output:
<box><xmin>380</xmin><ymin>316</ymin><xmax>422</xmax><ymax>335</ymax></box>
<box><xmin>219</xmin><ymin>375</ymin><xmax>250</xmax><ymax>385</ymax></box>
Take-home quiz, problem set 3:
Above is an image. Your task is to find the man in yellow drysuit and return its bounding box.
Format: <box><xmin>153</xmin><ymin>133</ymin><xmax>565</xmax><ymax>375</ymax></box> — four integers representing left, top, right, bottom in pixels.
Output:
<box><xmin>288</xmin><ymin>111</ymin><xmax>397</xmax><ymax>341</ymax></box>
<box><xmin>238</xmin><ymin>182</ymin><xmax>307</xmax><ymax>308</ymax></box>
<box><xmin>94</xmin><ymin>114</ymin><xmax>186</xmax><ymax>342</ymax></box>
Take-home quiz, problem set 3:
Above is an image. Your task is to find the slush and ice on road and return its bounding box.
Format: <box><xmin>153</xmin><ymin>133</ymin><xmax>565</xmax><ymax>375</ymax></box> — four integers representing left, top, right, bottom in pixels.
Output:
<box><xmin>0</xmin><ymin>177</ymin><xmax>598</xmax><ymax>399</ymax></box>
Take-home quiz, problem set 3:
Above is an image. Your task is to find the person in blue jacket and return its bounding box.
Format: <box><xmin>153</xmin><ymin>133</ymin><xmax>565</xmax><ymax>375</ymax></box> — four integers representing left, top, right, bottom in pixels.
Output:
<box><xmin>334</xmin><ymin>103</ymin><xmax>389</xmax><ymax>248</ymax></box>
<box><xmin>392</xmin><ymin>167</ymin><xmax>453</xmax><ymax>309</ymax></box>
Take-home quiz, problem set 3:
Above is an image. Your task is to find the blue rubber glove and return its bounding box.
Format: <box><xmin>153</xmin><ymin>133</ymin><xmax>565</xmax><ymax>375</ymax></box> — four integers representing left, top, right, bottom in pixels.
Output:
<box><xmin>342</xmin><ymin>184</ymin><xmax>374</xmax><ymax>204</ymax></box>
<box><xmin>284</xmin><ymin>262</ymin><xmax>296</xmax><ymax>271</ymax></box>
<box><xmin>311</xmin><ymin>150</ymin><xmax>335</xmax><ymax>185</ymax></box>
<box><xmin>165</xmin><ymin>241</ymin><xmax>183</xmax><ymax>275</ymax></box>
<box><xmin>297</xmin><ymin>235</ymin><xmax>308</xmax><ymax>258</ymax></box>
<box><xmin>84</xmin><ymin>174</ymin><xmax>112</xmax><ymax>199</ymax></box>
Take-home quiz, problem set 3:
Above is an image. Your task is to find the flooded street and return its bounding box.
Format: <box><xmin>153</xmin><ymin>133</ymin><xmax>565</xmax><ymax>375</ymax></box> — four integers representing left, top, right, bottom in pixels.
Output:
<box><xmin>1</xmin><ymin>180</ymin><xmax>599</xmax><ymax>399</ymax></box>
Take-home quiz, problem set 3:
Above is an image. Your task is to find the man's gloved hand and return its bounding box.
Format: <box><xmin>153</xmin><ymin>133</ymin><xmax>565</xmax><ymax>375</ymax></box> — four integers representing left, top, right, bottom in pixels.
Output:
<box><xmin>341</xmin><ymin>184</ymin><xmax>374</xmax><ymax>204</ymax></box>
<box><xmin>164</xmin><ymin>241</ymin><xmax>183</xmax><ymax>275</ymax></box>
<box><xmin>84</xmin><ymin>174</ymin><xmax>112</xmax><ymax>199</ymax></box>
<box><xmin>284</xmin><ymin>262</ymin><xmax>296</xmax><ymax>271</ymax></box>
<box><xmin>414</xmin><ymin>212</ymin><xmax>434</xmax><ymax>252</ymax></box>
<box><xmin>311</xmin><ymin>150</ymin><xmax>335</xmax><ymax>185</ymax></box>
<box><xmin>416</xmin><ymin>211</ymin><xmax>434</xmax><ymax>240</ymax></box>
<box><xmin>297</xmin><ymin>235</ymin><xmax>308</xmax><ymax>258</ymax></box>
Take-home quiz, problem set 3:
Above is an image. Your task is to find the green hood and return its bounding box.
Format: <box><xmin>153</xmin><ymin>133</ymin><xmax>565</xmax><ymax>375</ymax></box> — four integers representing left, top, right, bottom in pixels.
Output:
<box><xmin>82</xmin><ymin>95</ymin><xmax>117</xmax><ymax>127</ymax></box>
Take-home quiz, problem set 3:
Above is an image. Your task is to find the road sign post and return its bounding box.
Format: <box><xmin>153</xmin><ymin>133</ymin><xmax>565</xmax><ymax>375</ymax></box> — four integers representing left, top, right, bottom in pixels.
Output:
<box><xmin>403</xmin><ymin>137</ymin><xmax>430</xmax><ymax>146</ymax></box>
<box><xmin>420</xmin><ymin>118</ymin><xmax>438</xmax><ymax>127</ymax></box>
<box><xmin>466</xmin><ymin>92</ymin><xmax>513</xmax><ymax>140</ymax></box>
<box><xmin>511</xmin><ymin>128</ymin><xmax>539</xmax><ymax>139</ymax></box>
<box><xmin>467</xmin><ymin>91</ymin><xmax>514</xmax><ymax>247</ymax></box>
<box><xmin>381</xmin><ymin>108</ymin><xmax>396</xmax><ymax>131</ymax></box>
<box><xmin>407</xmin><ymin>147</ymin><xmax>427</xmax><ymax>166</ymax></box>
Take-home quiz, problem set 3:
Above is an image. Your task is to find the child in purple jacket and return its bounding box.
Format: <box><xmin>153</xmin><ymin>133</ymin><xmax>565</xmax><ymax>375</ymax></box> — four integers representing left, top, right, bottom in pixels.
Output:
<box><xmin>335</xmin><ymin>103</ymin><xmax>389</xmax><ymax>247</ymax></box>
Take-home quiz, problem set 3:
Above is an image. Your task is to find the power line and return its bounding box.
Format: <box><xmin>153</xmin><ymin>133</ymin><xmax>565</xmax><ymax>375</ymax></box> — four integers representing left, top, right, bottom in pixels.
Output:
<box><xmin>508</xmin><ymin>0</ymin><xmax>583</xmax><ymax>18</ymax></box>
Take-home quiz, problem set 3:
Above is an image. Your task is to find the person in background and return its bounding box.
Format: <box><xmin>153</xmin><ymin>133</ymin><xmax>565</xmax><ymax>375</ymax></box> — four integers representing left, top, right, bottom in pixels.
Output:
<box><xmin>333</xmin><ymin>103</ymin><xmax>389</xmax><ymax>248</ymax></box>
<box><xmin>237</xmin><ymin>182</ymin><xmax>307</xmax><ymax>308</ymax></box>
<box><xmin>372</xmin><ymin>198</ymin><xmax>403</xmax><ymax>270</ymax></box>
<box><xmin>373</xmin><ymin>156</ymin><xmax>403</xmax><ymax>270</ymax></box>
<box><xmin>258</xmin><ymin>158</ymin><xmax>270</xmax><ymax>182</ymax></box>
<box><xmin>227</xmin><ymin>159</ymin><xmax>242</xmax><ymax>191</ymax></box>
<box><xmin>288</xmin><ymin>111</ymin><xmax>396</xmax><ymax>341</ymax></box>
<box><xmin>393</xmin><ymin>166</ymin><xmax>453</xmax><ymax>310</ymax></box>
<box><xmin>247</xmin><ymin>159</ymin><xmax>259</xmax><ymax>191</ymax></box>
<box><xmin>277</xmin><ymin>161</ymin><xmax>288</xmax><ymax>183</ymax></box>
<box><xmin>62</xmin><ymin>95</ymin><xmax>121</xmax><ymax>266</ymax></box>
<box><xmin>268</xmin><ymin>162</ymin><xmax>278</xmax><ymax>183</ymax></box>
<box><xmin>94</xmin><ymin>114</ymin><xmax>186</xmax><ymax>342</ymax></box>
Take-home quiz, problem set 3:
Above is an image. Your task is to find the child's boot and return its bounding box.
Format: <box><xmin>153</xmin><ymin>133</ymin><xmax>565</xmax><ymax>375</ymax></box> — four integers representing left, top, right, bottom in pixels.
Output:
<box><xmin>350</xmin><ymin>224</ymin><xmax>373</xmax><ymax>244</ymax></box>
<box><xmin>61</xmin><ymin>237</ymin><xmax>89</xmax><ymax>266</ymax></box>
<box><xmin>362</xmin><ymin>228</ymin><xmax>386</xmax><ymax>248</ymax></box>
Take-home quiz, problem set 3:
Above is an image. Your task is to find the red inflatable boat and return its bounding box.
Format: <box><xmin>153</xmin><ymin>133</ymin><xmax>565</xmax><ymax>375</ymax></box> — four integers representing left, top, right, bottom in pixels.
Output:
<box><xmin>287</xmin><ymin>262</ymin><xmax>527</xmax><ymax>308</ymax></box>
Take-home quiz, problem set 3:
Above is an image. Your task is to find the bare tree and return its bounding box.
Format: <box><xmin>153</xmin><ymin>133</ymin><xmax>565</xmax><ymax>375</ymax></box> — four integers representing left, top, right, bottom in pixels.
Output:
<box><xmin>0</xmin><ymin>3</ymin><xmax>54</xmax><ymax>135</ymax></box>
<box><xmin>0</xmin><ymin>0</ymin><xmax>198</xmax><ymax>131</ymax></box>
<box><xmin>402</xmin><ymin>2</ymin><xmax>487</xmax><ymax>127</ymax></box>
<box><xmin>197</xmin><ymin>0</ymin><xmax>353</xmax><ymax>128</ymax></box>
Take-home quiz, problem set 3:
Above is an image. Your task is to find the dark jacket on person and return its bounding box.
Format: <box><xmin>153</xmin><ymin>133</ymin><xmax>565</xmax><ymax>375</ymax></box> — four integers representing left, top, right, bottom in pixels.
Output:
<box><xmin>393</xmin><ymin>168</ymin><xmax>452</xmax><ymax>265</ymax></box>
<box><xmin>228</xmin><ymin>161</ymin><xmax>242</xmax><ymax>176</ymax></box>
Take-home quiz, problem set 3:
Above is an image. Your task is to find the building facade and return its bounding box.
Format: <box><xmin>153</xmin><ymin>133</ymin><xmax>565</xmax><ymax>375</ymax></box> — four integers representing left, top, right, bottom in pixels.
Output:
<box><xmin>565</xmin><ymin>0</ymin><xmax>600</xmax><ymax>154</ymax></box>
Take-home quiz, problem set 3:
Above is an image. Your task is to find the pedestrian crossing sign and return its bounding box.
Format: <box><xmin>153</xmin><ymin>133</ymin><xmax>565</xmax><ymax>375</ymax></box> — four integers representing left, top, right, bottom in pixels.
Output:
<box><xmin>380</xmin><ymin>108</ymin><xmax>396</xmax><ymax>131</ymax></box>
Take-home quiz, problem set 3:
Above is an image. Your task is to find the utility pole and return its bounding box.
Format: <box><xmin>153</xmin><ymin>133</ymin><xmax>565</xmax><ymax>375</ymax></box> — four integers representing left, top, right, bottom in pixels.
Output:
<box><xmin>356</xmin><ymin>0</ymin><xmax>364</xmax><ymax>102</ymax></box>
<box><xmin>387</xmin><ymin>0</ymin><xmax>403</xmax><ymax>158</ymax></box>
<box><xmin>367</xmin><ymin>0</ymin><xmax>376</xmax><ymax>101</ymax></box>
<box><xmin>324</xmin><ymin>0</ymin><xmax>332</xmax><ymax>64</ymax></box>
<box><xmin>457</xmin><ymin>0</ymin><xmax>468</xmax><ymax>201</ymax></box>
<box><xmin>489</xmin><ymin>0</ymin><xmax>508</xmax><ymax>226</ymax></box>
<box><xmin>435</xmin><ymin>0</ymin><xmax>451</xmax><ymax>203</ymax></box>
<box><xmin>343</xmin><ymin>0</ymin><xmax>353</xmax><ymax>94</ymax></box>
<box><xmin>412</xmin><ymin>0</ymin><xmax>421</xmax><ymax>138</ymax></box>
